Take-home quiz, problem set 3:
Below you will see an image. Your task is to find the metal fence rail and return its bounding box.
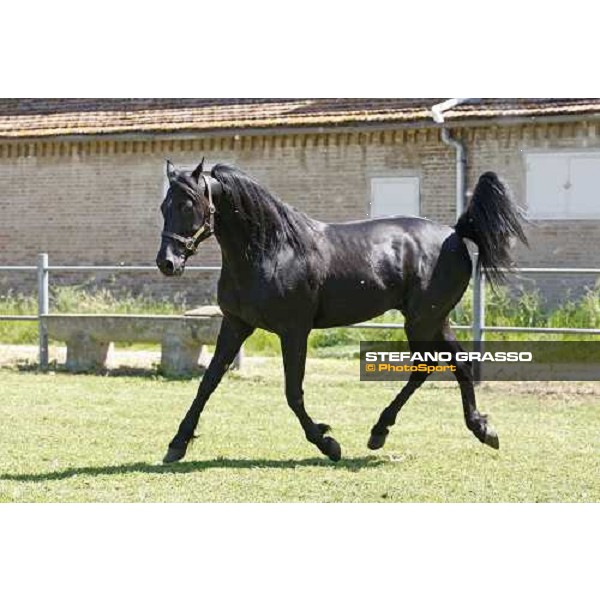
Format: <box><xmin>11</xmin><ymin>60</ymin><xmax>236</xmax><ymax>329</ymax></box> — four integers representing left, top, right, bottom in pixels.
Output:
<box><xmin>44</xmin><ymin>265</ymin><xmax>221</xmax><ymax>272</ymax></box>
<box><xmin>1</xmin><ymin>253</ymin><xmax>599</xmax><ymax>370</ymax></box>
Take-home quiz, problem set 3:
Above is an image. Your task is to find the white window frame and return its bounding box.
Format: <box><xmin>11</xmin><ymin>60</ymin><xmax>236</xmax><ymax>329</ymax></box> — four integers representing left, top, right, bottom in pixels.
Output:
<box><xmin>525</xmin><ymin>150</ymin><xmax>600</xmax><ymax>220</ymax></box>
<box><xmin>370</xmin><ymin>176</ymin><xmax>421</xmax><ymax>219</ymax></box>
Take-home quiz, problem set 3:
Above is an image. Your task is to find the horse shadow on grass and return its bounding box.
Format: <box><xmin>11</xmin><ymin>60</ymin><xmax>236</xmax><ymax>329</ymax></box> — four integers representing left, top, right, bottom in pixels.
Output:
<box><xmin>1</xmin><ymin>456</ymin><xmax>386</xmax><ymax>483</ymax></box>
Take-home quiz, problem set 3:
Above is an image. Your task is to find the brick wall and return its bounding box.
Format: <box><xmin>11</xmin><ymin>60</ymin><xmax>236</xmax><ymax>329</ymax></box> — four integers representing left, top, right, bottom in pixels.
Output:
<box><xmin>0</xmin><ymin>123</ymin><xmax>598</xmax><ymax>307</ymax></box>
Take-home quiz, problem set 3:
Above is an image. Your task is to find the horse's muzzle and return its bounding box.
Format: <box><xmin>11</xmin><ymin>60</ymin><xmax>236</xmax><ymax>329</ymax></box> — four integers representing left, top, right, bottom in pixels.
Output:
<box><xmin>156</xmin><ymin>254</ymin><xmax>185</xmax><ymax>277</ymax></box>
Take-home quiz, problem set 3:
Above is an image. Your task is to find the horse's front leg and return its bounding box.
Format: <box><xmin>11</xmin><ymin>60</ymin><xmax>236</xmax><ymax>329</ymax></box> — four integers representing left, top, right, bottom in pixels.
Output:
<box><xmin>280</xmin><ymin>330</ymin><xmax>341</xmax><ymax>462</ymax></box>
<box><xmin>163</xmin><ymin>315</ymin><xmax>255</xmax><ymax>463</ymax></box>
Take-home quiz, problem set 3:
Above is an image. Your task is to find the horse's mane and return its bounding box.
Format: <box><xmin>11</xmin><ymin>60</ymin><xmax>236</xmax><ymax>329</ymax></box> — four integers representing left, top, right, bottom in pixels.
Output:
<box><xmin>211</xmin><ymin>164</ymin><xmax>320</xmax><ymax>259</ymax></box>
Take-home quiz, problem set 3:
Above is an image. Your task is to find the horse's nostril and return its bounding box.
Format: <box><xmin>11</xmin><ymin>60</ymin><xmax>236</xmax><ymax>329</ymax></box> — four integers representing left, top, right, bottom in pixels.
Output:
<box><xmin>157</xmin><ymin>257</ymin><xmax>175</xmax><ymax>275</ymax></box>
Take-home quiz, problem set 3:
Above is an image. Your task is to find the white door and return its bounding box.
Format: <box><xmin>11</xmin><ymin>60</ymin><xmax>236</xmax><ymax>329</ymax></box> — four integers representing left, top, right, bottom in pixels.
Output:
<box><xmin>526</xmin><ymin>152</ymin><xmax>600</xmax><ymax>219</ymax></box>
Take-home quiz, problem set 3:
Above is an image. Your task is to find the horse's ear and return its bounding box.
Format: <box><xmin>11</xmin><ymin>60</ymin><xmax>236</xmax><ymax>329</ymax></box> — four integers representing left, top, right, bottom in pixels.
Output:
<box><xmin>191</xmin><ymin>157</ymin><xmax>205</xmax><ymax>182</ymax></box>
<box><xmin>166</xmin><ymin>160</ymin><xmax>177</xmax><ymax>183</ymax></box>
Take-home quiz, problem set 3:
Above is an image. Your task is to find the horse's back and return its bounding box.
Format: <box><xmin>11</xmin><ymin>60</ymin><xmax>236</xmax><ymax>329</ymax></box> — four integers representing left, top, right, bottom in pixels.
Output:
<box><xmin>323</xmin><ymin>215</ymin><xmax>469</xmax><ymax>279</ymax></box>
<box><xmin>311</xmin><ymin>216</ymin><xmax>471</xmax><ymax>328</ymax></box>
<box><xmin>325</xmin><ymin>215</ymin><xmax>455</xmax><ymax>246</ymax></box>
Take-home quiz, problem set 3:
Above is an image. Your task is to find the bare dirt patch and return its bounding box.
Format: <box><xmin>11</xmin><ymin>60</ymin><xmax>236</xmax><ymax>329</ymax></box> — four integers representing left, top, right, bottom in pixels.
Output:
<box><xmin>0</xmin><ymin>344</ymin><xmax>160</xmax><ymax>371</ymax></box>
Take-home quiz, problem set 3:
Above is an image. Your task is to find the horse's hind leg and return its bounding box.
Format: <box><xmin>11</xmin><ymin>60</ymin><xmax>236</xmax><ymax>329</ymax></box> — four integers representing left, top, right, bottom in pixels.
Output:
<box><xmin>280</xmin><ymin>329</ymin><xmax>341</xmax><ymax>462</ymax></box>
<box><xmin>367</xmin><ymin>363</ymin><xmax>434</xmax><ymax>450</ymax></box>
<box><xmin>163</xmin><ymin>315</ymin><xmax>255</xmax><ymax>464</ymax></box>
<box><xmin>368</xmin><ymin>323</ymin><xmax>438</xmax><ymax>450</ymax></box>
<box><xmin>439</xmin><ymin>325</ymin><xmax>499</xmax><ymax>449</ymax></box>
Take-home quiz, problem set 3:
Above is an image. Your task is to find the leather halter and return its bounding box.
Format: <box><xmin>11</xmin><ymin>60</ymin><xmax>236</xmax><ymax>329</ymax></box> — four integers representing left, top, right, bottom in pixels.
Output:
<box><xmin>161</xmin><ymin>173</ymin><xmax>217</xmax><ymax>255</ymax></box>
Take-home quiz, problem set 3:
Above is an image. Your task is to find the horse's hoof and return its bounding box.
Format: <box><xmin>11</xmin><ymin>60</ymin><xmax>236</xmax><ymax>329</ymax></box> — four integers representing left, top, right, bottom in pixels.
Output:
<box><xmin>368</xmin><ymin>433</ymin><xmax>387</xmax><ymax>451</ymax></box>
<box><xmin>483</xmin><ymin>426</ymin><xmax>500</xmax><ymax>450</ymax></box>
<box><xmin>323</xmin><ymin>437</ymin><xmax>342</xmax><ymax>462</ymax></box>
<box><xmin>163</xmin><ymin>445</ymin><xmax>187</xmax><ymax>464</ymax></box>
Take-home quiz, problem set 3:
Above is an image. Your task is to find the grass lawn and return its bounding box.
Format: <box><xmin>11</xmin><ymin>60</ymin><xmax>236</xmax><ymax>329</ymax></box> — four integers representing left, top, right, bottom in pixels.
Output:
<box><xmin>0</xmin><ymin>358</ymin><xmax>598</xmax><ymax>502</ymax></box>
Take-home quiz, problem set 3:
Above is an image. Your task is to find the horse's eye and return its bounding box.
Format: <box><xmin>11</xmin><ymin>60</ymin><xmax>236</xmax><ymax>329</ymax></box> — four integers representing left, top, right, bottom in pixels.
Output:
<box><xmin>181</xmin><ymin>200</ymin><xmax>193</xmax><ymax>214</ymax></box>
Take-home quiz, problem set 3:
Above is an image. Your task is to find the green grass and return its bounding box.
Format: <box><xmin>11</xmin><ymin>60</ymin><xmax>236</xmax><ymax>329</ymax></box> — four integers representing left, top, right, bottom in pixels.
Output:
<box><xmin>1</xmin><ymin>358</ymin><xmax>598</xmax><ymax>502</ymax></box>
<box><xmin>2</xmin><ymin>282</ymin><xmax>599</xmax><ymax>355</ymax></box>
<box><xmin>0</xmin><ymin>287</ymin><xmax>189</xmax><ymax>347</ymax></box>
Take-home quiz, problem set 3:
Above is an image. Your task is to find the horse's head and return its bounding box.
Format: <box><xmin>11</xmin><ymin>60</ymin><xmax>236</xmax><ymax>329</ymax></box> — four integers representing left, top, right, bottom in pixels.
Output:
<box><xmin>156</xmin><ymin>159</ymin><xmax>217</xmax><ymax>277</ymax></box>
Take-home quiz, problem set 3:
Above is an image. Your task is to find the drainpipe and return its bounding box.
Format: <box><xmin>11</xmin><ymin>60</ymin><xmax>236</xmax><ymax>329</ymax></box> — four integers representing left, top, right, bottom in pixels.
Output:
<box><xmin>431</xmin><ymin>98</ymin><xmax>475</xmax><ymax>219</ymax></box>
<box><xmin>432</xmin><ymin>99</ymin><xmax>483</xmax><ymax>375</ymax></box>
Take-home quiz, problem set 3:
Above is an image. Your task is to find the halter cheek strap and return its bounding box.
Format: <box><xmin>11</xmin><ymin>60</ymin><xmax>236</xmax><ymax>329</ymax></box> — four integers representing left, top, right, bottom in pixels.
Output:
<box><xmin>161</xmin><ymin>173</ymin><xmax>218</xmax><ymax>255</ymax></box>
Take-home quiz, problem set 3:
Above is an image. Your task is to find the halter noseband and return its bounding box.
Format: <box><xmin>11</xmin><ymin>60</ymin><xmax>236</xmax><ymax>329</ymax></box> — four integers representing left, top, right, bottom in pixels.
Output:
<box><xmin>161</xmin><ymin>173</ymin><xmax>217</xmax><ymax>255</ymax></box>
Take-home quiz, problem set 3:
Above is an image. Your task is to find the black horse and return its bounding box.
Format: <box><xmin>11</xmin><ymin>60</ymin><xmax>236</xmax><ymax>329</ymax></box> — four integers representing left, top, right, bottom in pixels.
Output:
<box><xmin>156</xmin><ymin>159</ymin><xmax>527</xmax><ymax>463</ymax></box>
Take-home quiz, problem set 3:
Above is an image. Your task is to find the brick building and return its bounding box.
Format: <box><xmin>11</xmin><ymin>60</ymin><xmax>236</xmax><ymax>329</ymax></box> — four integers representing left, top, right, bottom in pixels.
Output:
<box><xmin>1</xmin><ymin>98</ymin><xmax>599</xmax><ymax>305</ymax></box>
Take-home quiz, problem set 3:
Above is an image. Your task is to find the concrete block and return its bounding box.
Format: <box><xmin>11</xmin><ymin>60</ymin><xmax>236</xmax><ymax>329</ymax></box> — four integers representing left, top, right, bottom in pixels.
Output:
<box><xmin>65</xmin><ymin>333</ymin><xmax>111</xmax><ymax>372</ymax></box>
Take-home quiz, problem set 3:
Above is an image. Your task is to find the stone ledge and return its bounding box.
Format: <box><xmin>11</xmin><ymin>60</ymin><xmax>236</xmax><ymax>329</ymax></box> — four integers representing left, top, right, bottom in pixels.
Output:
<box><xmin>43</xmin><ymin>311</ymin><xmax>225</xmax><ymax>376</ymax></box>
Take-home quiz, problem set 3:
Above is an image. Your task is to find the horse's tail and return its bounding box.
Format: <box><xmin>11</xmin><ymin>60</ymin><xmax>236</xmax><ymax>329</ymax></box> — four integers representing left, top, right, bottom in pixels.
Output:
<box><xmin>455</xmin><ymin>171</ymin><xmax>528</xmax><ymax>286</ymax></box>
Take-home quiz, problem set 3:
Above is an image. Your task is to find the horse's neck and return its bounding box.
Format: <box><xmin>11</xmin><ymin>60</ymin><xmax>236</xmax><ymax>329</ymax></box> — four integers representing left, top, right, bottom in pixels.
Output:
<box><xmin>213</xmin><ymin>188</ymin><xmax>304</xmax><ymax>278</ymax></box>
<box><xmin>213</xmin><ymin>198</ymin><xmax>255</xmax><ymax>275</ymax></box>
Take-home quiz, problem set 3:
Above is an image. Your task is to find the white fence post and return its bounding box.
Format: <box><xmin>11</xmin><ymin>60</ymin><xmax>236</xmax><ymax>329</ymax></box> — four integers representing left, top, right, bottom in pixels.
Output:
<box><xmin>37</xmin><ymin>252</ymin><xmax>49</xmax><ymax>371</ymax></box>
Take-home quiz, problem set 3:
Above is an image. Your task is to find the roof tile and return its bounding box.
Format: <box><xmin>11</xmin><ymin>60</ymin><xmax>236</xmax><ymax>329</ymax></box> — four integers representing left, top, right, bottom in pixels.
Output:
<box><xmin>0</xmin><ymin>98</ymin><xmax>598</xmax><ymax>139</ymax></box>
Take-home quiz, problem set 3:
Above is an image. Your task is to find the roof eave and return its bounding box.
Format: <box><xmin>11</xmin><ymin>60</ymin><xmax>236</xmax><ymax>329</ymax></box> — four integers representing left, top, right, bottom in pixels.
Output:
<box><xmin>2</xmin><ymin>111</ymin><xmax>600</xmax><ymax>143</ymax></box>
